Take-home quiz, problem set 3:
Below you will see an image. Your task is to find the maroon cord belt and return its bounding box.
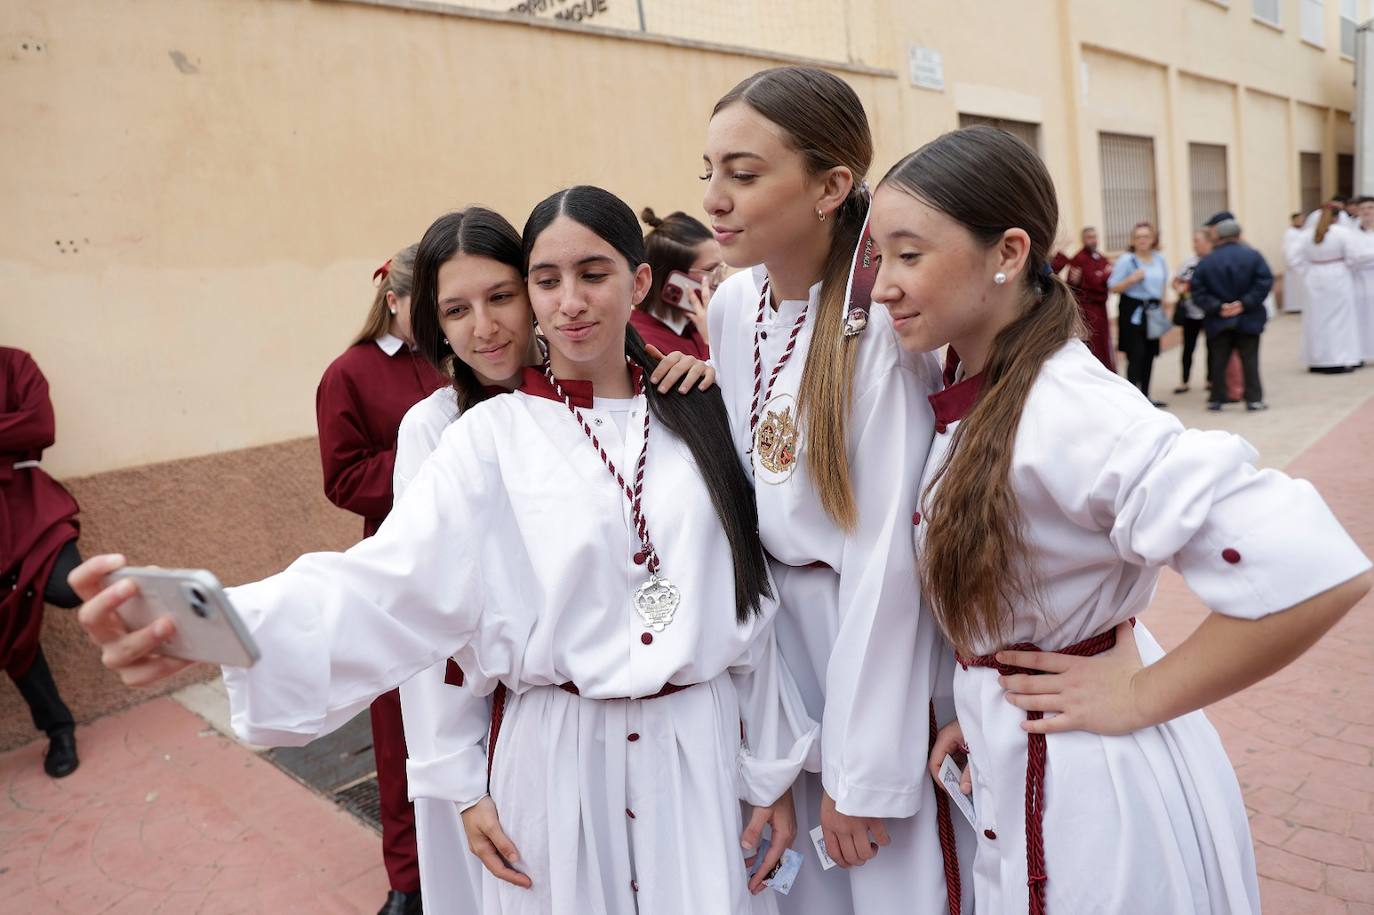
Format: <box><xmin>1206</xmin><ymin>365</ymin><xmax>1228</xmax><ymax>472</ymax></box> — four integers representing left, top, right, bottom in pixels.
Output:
<box><xmin>946</xmin><ymin>622</ymin><xmax>1130</xmax><ymax>915</ymax></box>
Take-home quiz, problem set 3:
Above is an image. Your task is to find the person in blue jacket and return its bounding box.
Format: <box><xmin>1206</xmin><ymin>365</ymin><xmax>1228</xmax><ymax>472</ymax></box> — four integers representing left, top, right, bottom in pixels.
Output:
<box><xmin>1188</xmin><ymin>217</ymin><xmax>1275</xmax><ymax>412</ymax></box>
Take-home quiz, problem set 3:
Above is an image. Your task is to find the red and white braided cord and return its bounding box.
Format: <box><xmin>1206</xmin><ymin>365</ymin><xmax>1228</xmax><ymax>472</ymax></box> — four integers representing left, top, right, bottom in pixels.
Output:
<box><xmin>543</xmin><ymin>363</ymin><xmax>659</xmax><ymax>575</ymax></box>
<box><xmin>748</xmin><ymin>279</ymin><xmax>810</xmax><ymax>441</ymax></box>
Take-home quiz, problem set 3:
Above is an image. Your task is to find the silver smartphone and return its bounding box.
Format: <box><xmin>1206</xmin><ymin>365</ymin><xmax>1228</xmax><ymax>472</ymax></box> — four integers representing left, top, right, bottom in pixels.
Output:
<box><xmin>106</xmin><ymin>567</ymin><xmax>260</xmax><ymax>667</ymax></box>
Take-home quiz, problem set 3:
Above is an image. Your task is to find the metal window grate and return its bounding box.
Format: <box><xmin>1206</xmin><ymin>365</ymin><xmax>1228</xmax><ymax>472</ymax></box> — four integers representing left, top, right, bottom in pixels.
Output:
<box><xmin>1099</xmin><ymin>133</ymin><xmax>1158</xmax><ymax>251</ymax></box>
<box><xmin>957</xmin><ymin>113</ymin><xmax>1042</xmax><ymax>155</ymax></box>
<box><xmin>1189</xmin><ymin>143</ymin><xmax>1229</xmax><ymax>229</ymax></box>
<box><xmin>1300</xmin><ymin>151</ymin><xmax>1324</xmax><ymax>214</ymax></box>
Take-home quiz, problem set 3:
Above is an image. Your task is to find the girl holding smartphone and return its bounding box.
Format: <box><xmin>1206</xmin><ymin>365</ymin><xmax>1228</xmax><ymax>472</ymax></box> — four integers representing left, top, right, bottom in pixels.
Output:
<box><xmin>74</xmin><ymin>186</ymin><xmax>812</xmax><ymax>915</ymax></box>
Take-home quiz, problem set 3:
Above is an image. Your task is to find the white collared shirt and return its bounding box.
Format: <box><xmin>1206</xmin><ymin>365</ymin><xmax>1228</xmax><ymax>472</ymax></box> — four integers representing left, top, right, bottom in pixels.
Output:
<box><xmin>375</xmin><ymin>332</ymin><xmax>405</xmax><ymax>356</ymax></box>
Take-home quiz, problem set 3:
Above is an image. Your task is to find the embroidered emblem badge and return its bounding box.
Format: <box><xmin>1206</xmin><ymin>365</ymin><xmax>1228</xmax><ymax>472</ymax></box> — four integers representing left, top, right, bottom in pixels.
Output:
<box><xmin>754</xmin><ymin>400</ymin><xmax>800</xmax><ymax>480</ymax></box>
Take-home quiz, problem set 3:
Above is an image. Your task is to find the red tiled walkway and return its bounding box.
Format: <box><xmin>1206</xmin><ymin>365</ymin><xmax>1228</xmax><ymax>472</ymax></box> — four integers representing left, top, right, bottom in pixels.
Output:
<box><xmin>0</xmin><ymin>697</ymin><xmax>387</xmax><ymax>913</ymax></box>
<box><xmin>1148</xmin><ymin>391</ymin><xmax>1374</xmax><ymax>914</ymax></box>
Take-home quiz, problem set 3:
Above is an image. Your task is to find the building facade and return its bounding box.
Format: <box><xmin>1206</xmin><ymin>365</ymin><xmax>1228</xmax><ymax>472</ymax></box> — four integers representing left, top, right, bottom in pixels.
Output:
<box><xmin>0</xmin><ymin>0</ymin><xmax>1362</xmax><ymax>745</ymax></box>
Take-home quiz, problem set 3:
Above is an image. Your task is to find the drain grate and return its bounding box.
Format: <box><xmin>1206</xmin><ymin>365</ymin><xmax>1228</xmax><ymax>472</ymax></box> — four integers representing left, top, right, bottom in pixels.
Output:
<box><xmin>334</xmin><ymin>777</ymin><xmax>383</xmax><ymax>833</ymax></box>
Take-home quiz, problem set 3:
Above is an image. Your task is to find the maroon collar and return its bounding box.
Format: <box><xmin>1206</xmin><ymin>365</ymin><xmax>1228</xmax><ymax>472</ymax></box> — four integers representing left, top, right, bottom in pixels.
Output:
<box><xmin>515</xmin><ymin>364</ymin><xmax>644</xmax><ymax>408</ymax></box>
<box><xmin>929</xmin><ymin>347</ymin><xmax>986</xmax><ymax>425</ymax></box>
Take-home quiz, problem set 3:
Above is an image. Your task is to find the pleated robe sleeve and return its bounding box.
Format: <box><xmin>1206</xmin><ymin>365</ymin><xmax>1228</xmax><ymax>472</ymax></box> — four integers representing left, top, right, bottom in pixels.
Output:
<box><xmin>1088</xmin><ymin>415</ymin><xmax>1371</xmax><ymax>620</ymax></box>
<box><xmin>222</xmin><ymin>418</ymin><xmax>498</xmax><ymax>748</ymax></box>
<box><xmin>731</xmin><ymin>627</ymin><xmax>820</xmax><ymax>807</ymax></box>
<box><xmin>824</xmin><ymin>355</ymin><xmax>943</xmax><ymax>818</ymax></box>
<box><xmin>393</xmin><ymin>394</ymin><xmax>493</xmax><ymax>811</ymax></box>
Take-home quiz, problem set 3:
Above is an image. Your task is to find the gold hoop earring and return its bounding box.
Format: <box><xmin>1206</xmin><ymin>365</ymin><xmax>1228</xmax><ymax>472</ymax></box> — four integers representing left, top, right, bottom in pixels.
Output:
<box><xmin>817</xmin><ymin>209</ymin><xmax>826</xmax><ymax>222</ymax></box>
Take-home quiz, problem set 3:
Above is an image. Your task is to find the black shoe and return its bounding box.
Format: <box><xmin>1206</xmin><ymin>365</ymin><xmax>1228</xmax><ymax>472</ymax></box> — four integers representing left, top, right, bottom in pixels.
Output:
<box><xmin>377</xmin><ymin>890</ymin><xmax>422</xmax><ymax>915</ymax></box>
<box><xmin>43</xmin><ymin>729</ymin><xmax>78</xmax><ymax>778</ymax></box>
<box><xmin>1207</xmin><ymin>402</ymin><xmax>1223</xmax><ymax>412</ymax></box>
<box><xmin>1246</xmin><ymin>402</ymin><xmax>1268</xmax><ymax>412</ymax></box>
<box><xmin>1150</xmin><ymin>400</ymin><xmax>1168</xmax><ymax>409</ymax></box>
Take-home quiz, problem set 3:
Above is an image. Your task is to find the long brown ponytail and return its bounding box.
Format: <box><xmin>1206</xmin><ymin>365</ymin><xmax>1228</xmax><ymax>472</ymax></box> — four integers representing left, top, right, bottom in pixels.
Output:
<box><xmin>881</xmin><ymin>126</ymin><xmax>1087</xmax><ymax>653</ymax></box>
<box><xmin>714</xmin><ymin>66</ymin><xmax>873</xmax><ymax>529</ymax></box>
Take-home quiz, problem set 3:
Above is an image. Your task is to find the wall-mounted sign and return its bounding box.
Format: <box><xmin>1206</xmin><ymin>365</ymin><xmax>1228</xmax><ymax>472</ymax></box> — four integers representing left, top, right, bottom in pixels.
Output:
<box><xmin>908</xmin><ymin>45</ymin><xmax>944</xmax><ymax>91</ymax></box>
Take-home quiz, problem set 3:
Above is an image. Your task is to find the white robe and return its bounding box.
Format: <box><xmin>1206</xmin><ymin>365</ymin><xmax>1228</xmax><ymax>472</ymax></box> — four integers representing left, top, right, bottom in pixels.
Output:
<box><xmin>393</xmin><ymin>386</ymin><xmax>488</xmax><ymax>914</ymax></box>
<box><xmin>1281</xmin><ymin>226</ymin><xmax>1307</xmax><ymax>314</ymax></box>
<box><xmin>1345</xmin><ymin>228</ymin><xmax>1374</xmax><ymax>361</ymax></box>
<box><xmin>1298</xmin><ymin>219</ymin><xmax>1364</xmax><ymax>368</ymax></box>
<box><xmin>921</xmin><ymin>342</ymin><xmax>1371</xmax><ymax>914</ymax></box>
<box><xmin>708</xmin><ymin>267</ymin><xmax>970</xmax><ymax>915</ymax></box>
<box><xmin>222</xmin><ymin>379</ymin><xmax>819</xmax><ymax>915</ymax></box>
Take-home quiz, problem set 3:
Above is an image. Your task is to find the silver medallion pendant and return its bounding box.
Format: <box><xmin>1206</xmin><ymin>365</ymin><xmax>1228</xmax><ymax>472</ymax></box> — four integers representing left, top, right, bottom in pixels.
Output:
<box><xmin>633</xmin><ymin>574</ymin><xmax>681</xmax><ymax>632</ymax></box>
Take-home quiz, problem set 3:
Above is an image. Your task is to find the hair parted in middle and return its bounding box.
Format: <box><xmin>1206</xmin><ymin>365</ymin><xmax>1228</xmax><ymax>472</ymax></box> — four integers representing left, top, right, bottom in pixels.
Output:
<box><xmin>410</xmin><ymin>207</ymin><xmax>527</xmax><ymax>412</ymax></box>
<box><xmin>880</xmin><ymin>125</ymin><xmax>1087</xmax><ymax>654</ymax></box>
<box><xmin>713</xmin><ymin>65</ymin><xmax>874</xmax><ymax>530</ymax></box>
<box><xmin>520</xmin><ymin>185</ymin><xmax>772</xmax><ymax>623</ymax></box>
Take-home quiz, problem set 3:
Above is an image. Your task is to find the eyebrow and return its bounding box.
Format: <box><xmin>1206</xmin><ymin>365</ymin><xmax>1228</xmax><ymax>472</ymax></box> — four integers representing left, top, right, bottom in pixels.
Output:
<box><xmin>884</xmin><ymin>228</ymin><xmax>929</xmax><ymax>243</ymax></box>
<box><xmin>528</xmin><ymin>254</ymin><xmax>615</xmax><ymax>272</ymax></box>
<box><xmin>702</xmin><ymin>151</ymin><xmax>765</xmax><ymax>166</ymax></box>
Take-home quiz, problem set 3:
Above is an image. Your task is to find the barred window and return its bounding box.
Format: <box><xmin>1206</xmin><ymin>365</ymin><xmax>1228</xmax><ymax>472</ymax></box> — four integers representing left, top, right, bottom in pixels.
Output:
<box><xmin>1099</xmin><ymin>133</ymin><xmax>1159</xmax><ymax>251</ymax></box>
<box><xmin>1300</xmin><ymin>151</ymin><xmax>1324</xmax><ymax>214</ymax></box>
<box><xmin>957</xmin><ymin>114</ymin><xmax>1041</xmax><ymax>155</ymax></box>
<box><xmin>1189</xmin><ymin>143</ymin><xmax>1229</xmax><ymax>229</ymax></box>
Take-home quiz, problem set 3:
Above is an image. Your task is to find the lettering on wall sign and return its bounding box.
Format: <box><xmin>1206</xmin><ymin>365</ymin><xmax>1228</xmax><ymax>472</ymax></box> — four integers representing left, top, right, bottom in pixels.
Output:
<box><xmin>509</xmin><ymin>0</ymin><xmax>611</xmax><ymax>23</ymax></box>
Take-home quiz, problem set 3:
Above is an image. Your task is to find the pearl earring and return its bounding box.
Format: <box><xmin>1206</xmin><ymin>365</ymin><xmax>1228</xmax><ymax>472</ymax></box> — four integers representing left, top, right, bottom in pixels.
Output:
<box><xmin>993</xmin><ymin>272</ymin><xmax>1008</xmax><ymax>285</ymax></box>
<box><xmin>389</xmin><ymin>307</ymin><xmax>397</xmax><ymax>315</ymax></box>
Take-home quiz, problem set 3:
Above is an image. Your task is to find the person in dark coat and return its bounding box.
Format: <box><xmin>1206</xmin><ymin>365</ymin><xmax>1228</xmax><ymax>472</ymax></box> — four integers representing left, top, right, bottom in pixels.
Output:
<box><xmin>315</xmin><ymin>246</ymin><xmax>445</xmax><ymax>915</ymax></box>
<box><xmin>1189</xmin><ymin>218</ymin><xmax>1275</xmax><ymax>412</ymax></box>
<box><xmin>1</xmin><ymin>347</ymin><xmax>83</xmax><ymax>777</ymax></box>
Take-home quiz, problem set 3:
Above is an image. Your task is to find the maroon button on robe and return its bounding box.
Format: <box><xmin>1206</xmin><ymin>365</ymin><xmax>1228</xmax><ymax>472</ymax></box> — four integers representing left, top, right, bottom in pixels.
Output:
<box><xmin>0</xmin><ymin>348</ymin><xmax>80</xmax><ymax>677</ymax></box>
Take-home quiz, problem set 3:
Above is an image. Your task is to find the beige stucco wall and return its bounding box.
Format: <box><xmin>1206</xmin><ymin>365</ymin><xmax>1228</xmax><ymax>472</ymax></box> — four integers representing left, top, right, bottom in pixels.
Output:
<box><xmin>4</xmin><ymin>0</ymin><xmax>1361</xmax><ymax>481</ymax></box>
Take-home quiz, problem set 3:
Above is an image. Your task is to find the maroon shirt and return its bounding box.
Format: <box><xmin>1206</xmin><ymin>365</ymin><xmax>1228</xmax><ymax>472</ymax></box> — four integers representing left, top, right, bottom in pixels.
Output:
<box><xmin>630</xmin><ymin>308</ymin><xmax>709</xmax><ymax>361</ymax></box>
<box><xmin>0</xmin><ymin>348</ymin><xmax>80</xmax><ymax>675</ymax></box>
<box><xmin>1052</xmin><ymin>248</ymin><xmax>1116</xmax><ymax>372</ymax></box>
<box><xmin>315</xmin><ymin>338</ymin><xmax>447</xmax><ymax>537</ymax></box>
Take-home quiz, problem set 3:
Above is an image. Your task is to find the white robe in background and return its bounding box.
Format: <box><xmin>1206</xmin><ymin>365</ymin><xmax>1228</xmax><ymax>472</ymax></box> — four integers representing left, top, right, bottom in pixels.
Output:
<box><xmin>708</xmin><ymin>267</ymin><xmax>970</xmax><ymax>915</ymax></box>
<box><xmin>1281</xmin><ymin>226</ymin><xmax>1307</xmax><ymax>314</ymax></box>
<box><xmin>1346</xmin><ymin>227</ymin><xmax>1374</xmax><ymax>361</ymax></box>
<box><xmin>222</xmin><ymin>375</ymin><xmax>819</xmax><ymax>915</ymax></box>
<box><xmin>923</xmin><ymin>341</ymin><xmax>1370</xmax><ymax>914</ymax></box>
<box><xmin>393</xmin><ymin>386</ymin><xmax>488</xmax><ymax>914</ymax></box>
<box><xmin>1299</xmin><ymin>218</ymin><xmax>1364</xmax><ymax>368</ymax></box>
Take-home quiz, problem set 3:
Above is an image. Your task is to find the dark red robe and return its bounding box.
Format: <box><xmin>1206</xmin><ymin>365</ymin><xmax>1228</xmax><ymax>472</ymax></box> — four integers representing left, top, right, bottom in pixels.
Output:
<box><xmin>315</xmin><ymin>336</ymin><xmax>446</xmax><ymax>893</ymax></box>
<box><xmin>629</xmin><ymin>308</ymin><xmax>709</xmax><ymax>361</ymax></box>
<box><xmin>1052</xmin><ymin>248</ymin><xmax>1116</xmax><ymax>371</ymax></box>
<box><xmin>316</xmin><ymin>339</ymin><xmax>447</xmax><ymax>537</ymax></box>
<box><xmin>0</xmin><ymin>348</ymin><xmax>80</xmax><ymax>677</ymax></box>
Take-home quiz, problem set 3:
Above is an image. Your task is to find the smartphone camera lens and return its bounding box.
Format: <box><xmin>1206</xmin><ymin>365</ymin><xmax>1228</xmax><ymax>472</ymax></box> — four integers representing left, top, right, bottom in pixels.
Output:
<box><xmin>188</xmin><ymin>586</ymin><xmax>210</xmax><ymax>619</ymax></box>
